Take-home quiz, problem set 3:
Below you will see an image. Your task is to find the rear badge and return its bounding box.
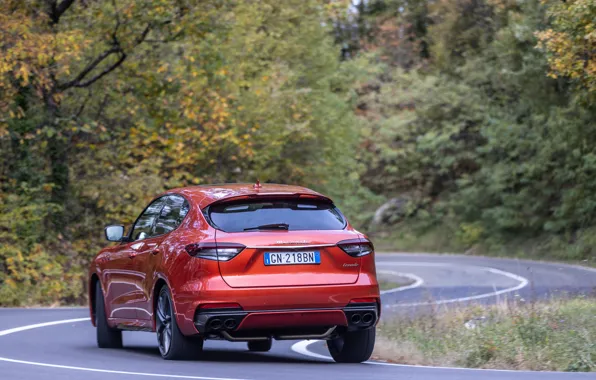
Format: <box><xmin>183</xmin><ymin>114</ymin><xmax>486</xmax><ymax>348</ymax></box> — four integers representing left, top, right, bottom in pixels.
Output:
<box><xmin>275</xmin><ymin>240</ymin><xmax>309</xmax><ymax>245</ymax></box>
<box><xmin>343</xmin><ymin>263</ymin><xmax>359</xmax><ymax>267</ymax></box>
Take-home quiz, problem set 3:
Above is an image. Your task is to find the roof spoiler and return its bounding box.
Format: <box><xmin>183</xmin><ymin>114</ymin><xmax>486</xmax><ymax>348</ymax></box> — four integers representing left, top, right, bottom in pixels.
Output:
<box><xmin>206</xmin><ymin>192</ymin><xmax>333</xmax><ymax>207</ymax></box>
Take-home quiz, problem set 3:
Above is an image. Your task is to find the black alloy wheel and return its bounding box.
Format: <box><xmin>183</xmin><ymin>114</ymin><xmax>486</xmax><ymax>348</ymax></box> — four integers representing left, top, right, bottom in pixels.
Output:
<box><xmin>247</xmin><ymin>338</ymin><xmax>272</xmax><ymax>352</ymax></box>
<box><xmin>156</xmin><ymin>289</ymin><xmax>174</xmax><ymax>357</ymax></box>
<box><xmin>95</xmin><ymin>282</ymin><xmax>123</xmax><ymax>348</ymax></box>
<box><xmin>327</xmin><ymin>328</ymin><xmax>375</xmax><ymax>363</ymax></box>
<box><xmin>156</xmin><ymin>286</ymin><xmax>204</xmax><ymax>360</ymax></box>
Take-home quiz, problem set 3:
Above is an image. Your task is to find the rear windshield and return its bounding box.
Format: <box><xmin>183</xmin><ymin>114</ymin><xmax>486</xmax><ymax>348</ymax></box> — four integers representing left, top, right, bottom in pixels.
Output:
<box><xmin>207</xmin><ymin>199</ymin><xmax>347</xmax><ymax>232</ymax></box>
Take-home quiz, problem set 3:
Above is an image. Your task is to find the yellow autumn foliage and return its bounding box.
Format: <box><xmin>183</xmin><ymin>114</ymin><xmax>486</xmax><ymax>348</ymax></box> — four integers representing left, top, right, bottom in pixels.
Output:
<box><xmin>537</xmin><ymin>0</ymin><xmax>596</xmax><ymax>96</ymax></box>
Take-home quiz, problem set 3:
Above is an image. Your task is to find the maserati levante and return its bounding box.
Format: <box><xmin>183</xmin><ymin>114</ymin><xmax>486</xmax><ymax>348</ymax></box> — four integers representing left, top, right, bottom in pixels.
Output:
<box><xmin>88</xmin><ymin>183</ymin><xmax>380</xmax><ymax>362</ymax></box>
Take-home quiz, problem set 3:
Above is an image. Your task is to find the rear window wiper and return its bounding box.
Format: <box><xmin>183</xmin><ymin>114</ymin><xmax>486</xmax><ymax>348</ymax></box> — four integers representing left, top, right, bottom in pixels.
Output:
<box><xmin>243</xmin><ymin>223</ymin><xmax>289</xmax><ymax>231</ymax></box>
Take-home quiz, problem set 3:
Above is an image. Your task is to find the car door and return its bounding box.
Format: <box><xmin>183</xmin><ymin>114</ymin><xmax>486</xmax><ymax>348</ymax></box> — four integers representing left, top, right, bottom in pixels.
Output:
<box><xmin>107</xmin><ymin>197</ymin><xmax>167</xmax><ymax>320</ymax></box>
<box><xmin>135</xmin><ymin>195</ymin><xmax>191</xmax><ymax>320</ymax></box>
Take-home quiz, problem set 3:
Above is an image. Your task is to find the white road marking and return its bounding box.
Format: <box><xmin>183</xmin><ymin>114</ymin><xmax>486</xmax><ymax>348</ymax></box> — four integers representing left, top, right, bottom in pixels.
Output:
<box><xmin>0</xmin><ymin>357</ymin><xmax>248</xmax><ymax>380</ymax></box>
<box><xmin>290</xmin><ymin>340</ymin><xmax>557</xmax><ymax>373</ymax></box>
<box><xmin>0</xmin><ymin>318</ymin><xmax>246</xmax><ymax>380</ymax></box>
<box><xmin>377</xmin><ymin>262</ymin><xmax>529</xmax><ymax>307</ymax></box>
<box><xmin>0</xmin><ymin>318</ymin><xmax>90</xmax><ymax>337</ymax></box>
<box><xmin>377</xmin><ymin>270</ymin><xmax>424</xmax><ymax>294</ymax></box>
<box><xmin>290</xmin><ymin>340</ymin><xmax>331</xmax><ymax>360</ymax></box>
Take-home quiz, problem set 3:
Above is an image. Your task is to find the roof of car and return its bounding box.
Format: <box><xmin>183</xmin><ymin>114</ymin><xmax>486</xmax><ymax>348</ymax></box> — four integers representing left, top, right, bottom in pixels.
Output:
<box><xmin>164</xmin><ymin>183</ymin><xmax>331</xmax><ymax>208</ymax></box>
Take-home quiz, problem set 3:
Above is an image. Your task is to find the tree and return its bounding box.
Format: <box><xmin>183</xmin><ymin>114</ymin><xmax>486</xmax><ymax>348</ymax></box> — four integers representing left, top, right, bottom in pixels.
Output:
<box><xmin>0</xmin><ymin>0</ymin><xmax>370</xmax><ymax>305</ymax></box>
<box><xmin>537</xmin><ymin>0</ymin><xmax>596</xmax><ymax>98</ymax></box>
<box><xmin>1</xmin><ymin>0</ymin><xmax>219</xmax><ymax>229</ymax></box>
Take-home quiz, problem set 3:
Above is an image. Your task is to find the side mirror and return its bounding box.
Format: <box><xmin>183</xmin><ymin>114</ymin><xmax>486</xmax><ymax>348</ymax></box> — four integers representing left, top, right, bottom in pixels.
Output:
<box><xmin>105</xmin><ymin>225</ymin><xmax>125</xmax><ymax>242</ymax></box>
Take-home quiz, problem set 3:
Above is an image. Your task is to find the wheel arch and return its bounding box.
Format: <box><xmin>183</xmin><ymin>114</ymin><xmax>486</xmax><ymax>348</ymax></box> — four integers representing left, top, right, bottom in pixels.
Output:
<box><xmin>152</xmin><ymin>276</ymin><xmax>169</xmax><ymax>330</ymax></box>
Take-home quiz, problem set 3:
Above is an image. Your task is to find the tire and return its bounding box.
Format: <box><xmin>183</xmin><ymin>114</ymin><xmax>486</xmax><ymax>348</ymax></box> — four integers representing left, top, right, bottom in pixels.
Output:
<box><xmin>156</xmin><ymin>286</ymin><xmax>203</xmax><ymax>360</ymax></box>
<box><xmin>247</xmin><ymin>339</ymin><xmax>272</xmax><ymax>352</ymax></box>
<box><xmin>95</xmin><ymin>282</ymin><xmax>123</xmax><ymax>349</ymax></box>
<box><xmin>328</xmin><ymin>328</ymin><xmax>375</xmax><ymax>363</ymax></box>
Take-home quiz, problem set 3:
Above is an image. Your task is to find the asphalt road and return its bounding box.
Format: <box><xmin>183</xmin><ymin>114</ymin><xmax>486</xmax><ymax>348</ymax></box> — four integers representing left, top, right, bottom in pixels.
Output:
<box><xmin>1</xmin><ymin>253</ymin><xmax>596</xmax><ymax>380</ymax></box>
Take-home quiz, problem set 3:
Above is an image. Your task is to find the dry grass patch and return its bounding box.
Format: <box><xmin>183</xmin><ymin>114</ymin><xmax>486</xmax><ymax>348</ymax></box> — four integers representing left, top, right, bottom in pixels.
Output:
<box><xmin>375</xmin><ymin>297</ymin><xmax>596</xmax><ymax>371</ymax></box>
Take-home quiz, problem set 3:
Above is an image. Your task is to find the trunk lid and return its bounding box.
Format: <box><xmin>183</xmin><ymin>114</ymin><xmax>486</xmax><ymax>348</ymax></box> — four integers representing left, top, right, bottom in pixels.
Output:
<box><xmin>215</xmin><ymin>230</ymin><xmax>360</xmax><ymax>288</ymax></box>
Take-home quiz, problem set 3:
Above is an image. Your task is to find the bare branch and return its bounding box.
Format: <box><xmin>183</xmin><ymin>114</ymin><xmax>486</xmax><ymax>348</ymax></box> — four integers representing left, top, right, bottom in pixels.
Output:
<box><xmin>96</xmin><ymin>94</ymin><xmax>110</xmax><ymax>120</ymax></box>
<box><xmin>111</xmin><ymin>0</ymin><xmax>122</xmax><ymax>43</ymax></box>
<box><xmin>68</xmin><ymin>24</ymin><xmax>151</xmax><ymax>89</ymax></box>
<box><xmin>56</xmin><ymin>0</ymin><xmax>77</xmax><ymax>18</ymax></box>
<box><xmin>73</xmin><ymin>52</ymin><xmax>126</xmax><ymax>88</ymax></box>
<box><xmin>74</xmin><ymin>88</ymin><xmax>92</xmax><ymax>118</ymax></box>
<box><xmin>47</xmin><ymin>0</ymin><xmax>77</xmax><ymax>24</ymax></box>
<box><xmin>135</xmin><ymin>24</ymin><xmax>152</xmax><ymax>45</ymax></box>
<box><xmin>57</xmin><ymin>0</ymin><xmax>153</xmax><ymax>91</ymax></box>
<box><xmin>58</xmin><ymin>46</ymin><xmax>122</xmax><ymax>89</ymax></box>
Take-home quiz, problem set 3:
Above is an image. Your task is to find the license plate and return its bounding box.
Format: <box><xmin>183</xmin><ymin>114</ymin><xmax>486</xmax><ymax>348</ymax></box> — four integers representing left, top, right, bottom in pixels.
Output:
<box><xmin>264</xmin><ymin>251</ymin><xmax>320</xmax><ymax>266</ymax></box>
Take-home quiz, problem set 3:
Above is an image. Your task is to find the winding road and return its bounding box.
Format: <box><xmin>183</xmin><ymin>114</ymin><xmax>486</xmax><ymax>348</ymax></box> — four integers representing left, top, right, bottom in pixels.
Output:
<box><xmin>2</xmin><ymin>253</ymin><xmax>596</xmax><ymax>380</ymax></box>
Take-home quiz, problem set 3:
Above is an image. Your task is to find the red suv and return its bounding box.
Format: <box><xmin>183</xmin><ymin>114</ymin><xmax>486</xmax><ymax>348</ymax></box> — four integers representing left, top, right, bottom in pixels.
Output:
<box><xmin>89</xmin><ymin>183</ymin><xmax>380</xmax><ymax>363</ymax></box>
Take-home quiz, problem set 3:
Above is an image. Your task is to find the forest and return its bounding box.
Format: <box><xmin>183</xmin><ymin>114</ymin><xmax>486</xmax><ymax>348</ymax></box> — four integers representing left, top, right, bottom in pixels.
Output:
<box><xmin>0</xmin><ymin>0</ymin><xmax>594</xmax><ymax>305</ymax></box>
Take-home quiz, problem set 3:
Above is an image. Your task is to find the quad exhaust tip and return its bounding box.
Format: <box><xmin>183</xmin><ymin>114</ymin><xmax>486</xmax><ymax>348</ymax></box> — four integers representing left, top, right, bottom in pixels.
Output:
<box><xmin>209</xmin><ymin>318</ymin><xmax>223</xmax><ymax>330</ymax></box>
<box><xmin>349</xmin><ymin>312</ymin><xmax>375</xmax><ymax>325</ymax></box>
<box><xmin>362</xmin><ymin>313</ymin><xmax>374</xmax><ymax>324</ymax></box>
<box><xmin>207</xmin><ymin>318</ymin><xmax>238</xmax><ymax>331</ymax></box>
<box><xmin>224</xmin><ymin>318</ymin><xmax>237</xmax><ymax>330</ymax></box>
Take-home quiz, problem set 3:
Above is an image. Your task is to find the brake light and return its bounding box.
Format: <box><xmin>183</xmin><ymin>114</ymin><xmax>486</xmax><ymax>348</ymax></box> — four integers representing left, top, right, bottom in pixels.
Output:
<box><xmin>337</xmin><ymin>239</ymin><xmax>374</xmax><ymax>257</ymax></box>
<box><xmin>184</xmin><ymin>242</ymin><xmax>245</xmax><ymax>261</ymax></box>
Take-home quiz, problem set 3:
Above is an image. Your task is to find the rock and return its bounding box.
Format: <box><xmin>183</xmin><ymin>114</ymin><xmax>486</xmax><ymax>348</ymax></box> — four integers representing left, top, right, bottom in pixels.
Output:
<box><xmin>464</xmin><ymin>316</ymin><xmax>488</xmax><ymax>330</ymax></box>
<box><xmin>371</xmin><ymin>197</ymin><xmax>411</xmax><ymax>227</ymax></box>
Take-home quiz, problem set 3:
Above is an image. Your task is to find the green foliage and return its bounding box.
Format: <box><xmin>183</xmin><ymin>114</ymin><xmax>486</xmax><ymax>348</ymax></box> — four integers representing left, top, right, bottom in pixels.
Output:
<box><xmin>0</xmin><ymin>186</ymin><xmax>83</xmax><ymax>305</ymax></box>
<box><xmin>0</xmin><ymin>0</ymin><xmax>375</xmax><ymax>305</ymax></box>
<box><xmin>359</xmin><ymin>0</ymin><xmax>596</xmax><ymax>260</ymax></box>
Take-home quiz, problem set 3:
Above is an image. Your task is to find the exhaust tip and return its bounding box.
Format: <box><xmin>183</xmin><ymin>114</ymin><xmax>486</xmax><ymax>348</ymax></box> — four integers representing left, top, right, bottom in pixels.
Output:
<box><xmin>350</xmin><ymin>313</ymin><xmax>362</xmax><ymax>324</ymax></box>
<box><xmin>224</xmin><ymin>318</ymin><xmax>237</xmax><ymax>330</ymax></box>
<box><xmin>209</xmin><ymin>318</ymin><xmax>223</xmax><ymax>330</ymax></box>
<box><xmin>362</xmin><ymin>313</ymin><xmax>374</xmax><ymax>324</ymax></box>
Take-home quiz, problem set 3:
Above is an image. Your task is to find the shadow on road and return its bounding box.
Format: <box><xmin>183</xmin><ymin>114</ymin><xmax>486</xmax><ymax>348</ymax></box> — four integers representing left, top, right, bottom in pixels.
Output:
<box><xmin>121</xmin><ymin>346</ymin><xmax>328</xmax><ymax>364</ymax></box>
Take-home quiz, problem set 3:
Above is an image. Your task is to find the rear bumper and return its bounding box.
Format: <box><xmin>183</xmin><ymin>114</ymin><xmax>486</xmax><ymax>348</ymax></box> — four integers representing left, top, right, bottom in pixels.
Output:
<box><xmin>171</xmin><ymin>274</ymin><xmax>380</xmax><ymax>336</ymax></box>
<box><xmin>194</xmin><ymin>304</ymin><xmax>378</xmax><ymax>341</ymax></box>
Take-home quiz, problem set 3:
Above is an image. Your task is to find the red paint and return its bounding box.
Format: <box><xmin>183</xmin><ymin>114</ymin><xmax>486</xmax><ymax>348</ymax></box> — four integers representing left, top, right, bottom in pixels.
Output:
<box><xmin>88</xmin><ymin>184</ymin><xmax>380</xmax><ymax>336</ymax></box>
<box><xmin>349</xmin><ymin>297</ymin><xmax>378</xmax><ymax>303</ymax></box>
<box><xmin>237</xmin><ymin>310</ymin><xmax>347</xmax><ymax>330</ymax></box>
<box><xmin>199</xmin><ymin>302</ymin><xmax>242</xmax><ymax>310</ymax></box>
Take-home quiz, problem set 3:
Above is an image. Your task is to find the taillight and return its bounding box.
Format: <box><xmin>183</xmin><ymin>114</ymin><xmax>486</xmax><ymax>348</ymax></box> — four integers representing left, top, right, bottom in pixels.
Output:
<box><xmin>337</xmin><ymin>239</ymin><xmax>374</xmax><ymax>257</ymax></box>
<box><xmin>184</xmin><ymin>242</ymin><xmax>245</xmax><ymax>261</ymax></box>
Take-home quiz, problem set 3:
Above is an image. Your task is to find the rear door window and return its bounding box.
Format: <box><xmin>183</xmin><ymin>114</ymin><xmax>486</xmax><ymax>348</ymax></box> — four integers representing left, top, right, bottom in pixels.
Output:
<box><xmin>208</xmin><ymin>199</ymin><xmax>346</xmax><ymax>232</ymax></box>
<box><xmin>153</xmin><ymin>195</ymin><xmax>190</xmax><ymax>235</ymax></box>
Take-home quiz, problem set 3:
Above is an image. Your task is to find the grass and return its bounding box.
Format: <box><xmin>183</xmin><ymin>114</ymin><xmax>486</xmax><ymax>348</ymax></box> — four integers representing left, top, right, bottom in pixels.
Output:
<box><xmin>373</xmin><ymin>220</ymin><xmax>465</xmax><ymax>254</ymax></box>
<box><xmin>374</xmin><ymin>297</ymin><xmax>596</xmax><ymax>371</ymax></box>
<box><xmin>377</xmin><ymin>273</ymin><xmax>416</xmax><ymax>291</ymax></box>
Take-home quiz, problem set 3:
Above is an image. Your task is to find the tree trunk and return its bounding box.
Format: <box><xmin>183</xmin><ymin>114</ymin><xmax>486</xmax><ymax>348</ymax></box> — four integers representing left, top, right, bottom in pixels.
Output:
<box><xmin>45</xmin><ymin>91</ymin><xmax>69</xmax><ymax>231</ymax></box>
